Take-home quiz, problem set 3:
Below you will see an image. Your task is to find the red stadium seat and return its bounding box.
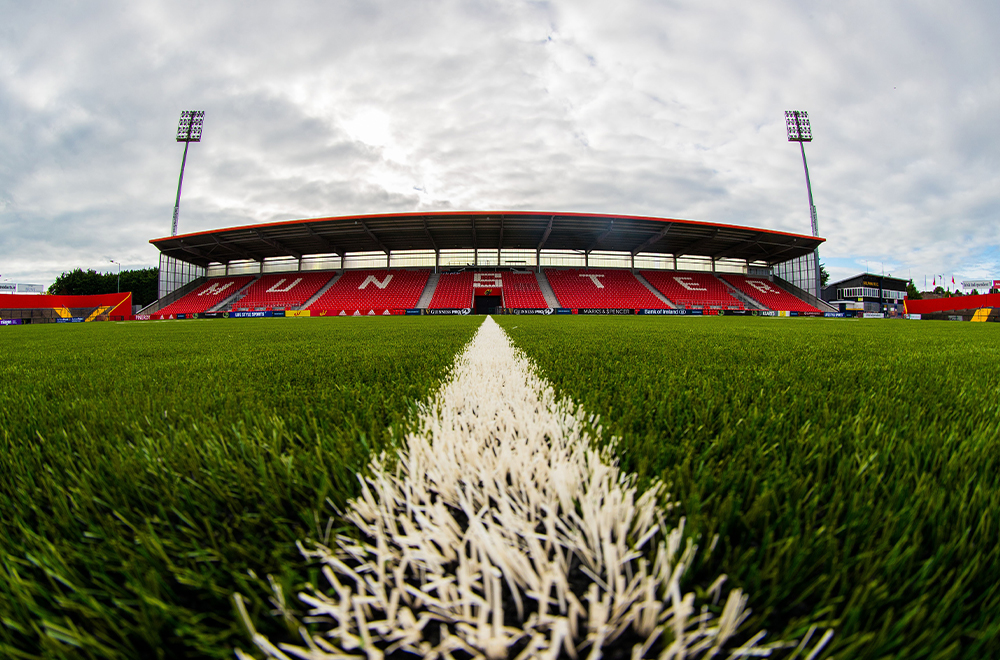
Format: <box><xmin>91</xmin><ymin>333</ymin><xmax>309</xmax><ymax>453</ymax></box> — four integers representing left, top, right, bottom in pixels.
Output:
<box><xmin>234</xmin><ymin>272</ymin><xmax>336</xmax><ymax>310</ymax></box>
<box><xmin>544</xmin><ymin>269</ymin><xmax>668</xmax><ymax>309</ymax></box>
<box><xmin>156</xmin><ymin>276</ymin><xmax>254</xmax><ymax>316</ymax></box>
<box><xmin>501</xmin><ymin>272</ymin><xmax>549</xmax><ymax>309</ymax></box>
<box><xmin>429</xmin><ymin>272</ymin><xmax>474</xmax><ymax>309</ymax></box>
<box><xmin>308</xmin><ymin>269</ymin><xmax>430</xmax><ymax>314</ymax></box>
<box><xmin>720</xmin><ymin>274</ymin><xmax>820</xmax><ymax>313</ymax></box>
<box><xmin>641</xmin><ymin>271</ymin><xmax>744</xmax><ymax>310</ymax></box>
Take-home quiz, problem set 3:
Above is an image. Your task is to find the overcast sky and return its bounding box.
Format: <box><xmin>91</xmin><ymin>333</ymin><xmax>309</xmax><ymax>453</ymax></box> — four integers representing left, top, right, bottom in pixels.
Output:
<box><xmin>2</xmin><ymin>0</ymin><xmax>998</xmax><ymax>288</ymax></box>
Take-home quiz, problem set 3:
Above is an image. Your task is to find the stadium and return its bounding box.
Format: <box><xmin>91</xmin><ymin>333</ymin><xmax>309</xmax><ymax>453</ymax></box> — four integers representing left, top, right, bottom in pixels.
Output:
<box><xmin>4</xmin><ymin>208</ymin><xmax>1000</xmax><ymax>660</ymax></box>
<box><xmin>143</xmin><ymin>209</ymin><xmax>833</xmax><ymax>320</ymax></box>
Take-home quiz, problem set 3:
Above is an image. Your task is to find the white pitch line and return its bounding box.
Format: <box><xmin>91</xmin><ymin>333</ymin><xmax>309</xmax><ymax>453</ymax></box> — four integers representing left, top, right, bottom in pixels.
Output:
<box><xmin>235</xmin><ymin>316</ymin><xmax>829</xmax><ymax>660</ymax></box>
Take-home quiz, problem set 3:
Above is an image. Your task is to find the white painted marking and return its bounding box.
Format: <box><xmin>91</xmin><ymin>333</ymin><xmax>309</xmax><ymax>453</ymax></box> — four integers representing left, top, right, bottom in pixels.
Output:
<box><xmin>235</xmin><ymin>317</ymin><xmax>830</xmax><ymax>659</ymax></box>
<box><xmin>199</xmin><ymin>282</ymin><xmax>233</xmax><ymax>296</ymax></box>
<box><xmin>359</xmin><ymin>274</ymin><xmax>393</xmax><ymax>289</ymax></box>
<box><xmin>266</xmin><ymin>278</ymin><xmax>302</xmax><ymax>293</ymax></box>
<box><xmin>580</xmin><ymin>273</ymin><xmax>605</xmax><ymax>288</ymax></box>
<box><xmin>748</xmin><ymin>280</ymin><xmax>777</xmax><ymax>294</ymax></box>
<box><xmin>474</xmin><ymin>272</ymin><xmax>503</xmax><ymax>288</ymax></box>
<box><xmin>674</xmin><ymin>276</ymin><xmax>706</xmax><ymax>292</ymax></box>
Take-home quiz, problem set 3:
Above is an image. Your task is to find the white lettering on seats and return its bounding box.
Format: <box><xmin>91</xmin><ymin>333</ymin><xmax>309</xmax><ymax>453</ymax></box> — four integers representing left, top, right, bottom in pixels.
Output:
<box><xmin>580</xmin><ymin>274</ymin><xmax>605</xmax><ymax>288</ymax></box>
<box><xmin>199</xmin><ymin>282</ymin><xmax>233</xmax><ymax>296</ymax></box>
<box><xmin>748</xmin><ymin>280</ymin><xmax>777</xmax><ymax>294</ymax></box>
<box><xmin>266</xmin><ymin>278</ymin><xmax>303</xmax><ymax>293</ymax></box>
<box><xmin>674</xmin><ymin>276</ymin><xmax>706</xmax><ymax>292</ymax></box>
<box><xmin>473</xmin><ymin>272</ymin><xmax>503</xmax><ymax>288</ymax></box>
<box><xmin>359</xmin><ymin>274</ymin><xmax>393</xmax><ymax>289</ymax></box>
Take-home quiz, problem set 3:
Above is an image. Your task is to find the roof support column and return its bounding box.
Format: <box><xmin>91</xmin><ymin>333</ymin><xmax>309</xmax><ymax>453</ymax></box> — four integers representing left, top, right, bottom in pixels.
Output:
<box><xmin>225</xmin><ymin>263</ymin><xmax>230</xmax><ymax>276</ymax></box>
<box><xmin>585</xmin><ymin>251</ymin><xmax>589</xmax><ymax>268</ymax></box>
<box><xmin>673</xmin><ymin>254</ymin><xmax>678</xmax><ymax>270</ymax></box>
<box><xmin>631</xmin><ymin>253</ymin><xmax>635</xmax><ymax>270</ymax></box>
<box><xmin>474</xmin><ymin>249</ymin><xmax>478</xmax><ymax>267</ymax></box>
<box><xmin>711</xmin><ymin>258</ymin><xmax>716</xmax><ymax>273</ymax></box>
<box><xmin>435</xmin><ymin>249</ymin><xmax>439</xmax><ymax>274</ymax></box>
<box><xmin>536</xmin><ymin>248</ymin><xmax>541</xmax><ymax>273</ymax></box>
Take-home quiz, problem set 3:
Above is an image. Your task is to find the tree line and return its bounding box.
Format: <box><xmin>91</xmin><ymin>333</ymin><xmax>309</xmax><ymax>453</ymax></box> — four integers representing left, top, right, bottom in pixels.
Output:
<box><xmin>48</xmin><ymin>268</ymin><xmax>158</xmax><ymax>308</ymax></box>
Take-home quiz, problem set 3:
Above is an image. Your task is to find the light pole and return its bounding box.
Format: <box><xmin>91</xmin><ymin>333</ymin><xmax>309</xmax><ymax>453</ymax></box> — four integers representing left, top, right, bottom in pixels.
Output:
<box><xmin>109</xmin><ymin>259</ymin><xmax>121</xmax><ymax>293</ymax></box>
<box><xmin>171</xmin><ymin>110</ymin><xmax>205</xmax><ymax>237</ymax></box>
<box><xmin>785</xmin><ymin>110</ymin><xmax>822</xmax><ymax>298</ymax></box>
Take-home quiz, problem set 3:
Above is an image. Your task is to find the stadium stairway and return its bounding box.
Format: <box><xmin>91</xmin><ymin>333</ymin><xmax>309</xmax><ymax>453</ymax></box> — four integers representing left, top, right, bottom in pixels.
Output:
<box><xmin>85</xmin><ymin>305</ymin><xmax>112</xmax><ymax>322</ymax></box>
<box><xmin>416</xmin><ymin>272</ymin><xmax>439</xmax><ymax>308</ymax></box>
<box><xmin>208</xmin><ymin>276</ymin><xmax>259</xmax><ymax>312</ymax></box>
<box><xmin>633</xmin><ymin>272</ymin><xmax>674</xmax><ymax>308</ymax></box>
<box><xmin>719</xmin><ymin>279</ymin><xmax>767</xmax><ymax>310</ymax></box>
<box><xmin>138</xmin><ymin>276</ymin><xmax>206</xmax><ymax>316</ymax></box>
<box><xmin>535</xmin><ymin>270</ymin><xmax>560</xmax><ymax>308</ymax></box>
<box><xmin>300</xmin><ymin>272</ymin><xmax>343</xmax><ymax>310</ymax></box>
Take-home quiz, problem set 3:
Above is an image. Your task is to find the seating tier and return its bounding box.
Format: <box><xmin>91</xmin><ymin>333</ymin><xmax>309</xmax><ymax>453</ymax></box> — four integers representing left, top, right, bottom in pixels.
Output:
<box><xmin>641</xmin><ymin>271</ymin><xmax>743</xmax><ymax>310</ymax></box>
<box><xmin>428</xmin><ymin>272</ymin><xmax>474</xmax><ymax>309</ymax></box>
<box><xmin>544</xmin><ymin>269</ymin><xmax>668</xmax><ymax>309</ymax></box>
<box><xmin>156</xmin><ymin>276</ymin><xmax>254</xmax><ymax>316</ymax></box>
<box><xmin>502</xmin><ymin>272</ymin><xmax>549</xmax><ymax>309</ymax></box>
<box><xmin>234</xmin><ymin>272</ymin><xmax>335</xmax><ymax>310</ymax></box>
<box><xmin>308</xmin><ymin>269</ymin><xmax>430</xmax><ymax>313</ymax></box>
<box><xmin>720</xmin><ymin>274</ymin><xmax>820</xmax><ymax>313</ymax></box>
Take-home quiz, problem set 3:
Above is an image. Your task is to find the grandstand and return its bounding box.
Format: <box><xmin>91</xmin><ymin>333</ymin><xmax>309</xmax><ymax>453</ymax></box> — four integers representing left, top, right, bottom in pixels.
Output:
<box><xmin>153</xmin><ymin>276</ymin><xmax>254</xmax><ymax>318</ymax></box>
<box><xmin>720</xmin><ymin>274</ymin><xmax>821</xmax><ymax>313</ymax></box>
<box><xmin>641</xmin><ymin>271</ymin><xmax>743</xmax><ymax>310</ymax></box>
<box><xmin>145</xmin><ymin>211</ymin><xmax>831</xmax><ymax>316</ymax></box>
<box><xmin>545</xmin><ymin>269</ymin><xmax>668</xmax><ymax>310</ymax></box>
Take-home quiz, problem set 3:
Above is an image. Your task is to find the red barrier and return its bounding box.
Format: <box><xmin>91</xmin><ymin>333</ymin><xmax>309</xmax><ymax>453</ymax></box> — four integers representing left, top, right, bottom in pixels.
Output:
<box><xmin>904</xmin><ymin>294</ymin><xmax>1000</xmax><ymax>315</ymax></box>
<box><xmin>0</xmin><ymin>292</ymin><xmax>132</xmax><ymax>318</ymax></box>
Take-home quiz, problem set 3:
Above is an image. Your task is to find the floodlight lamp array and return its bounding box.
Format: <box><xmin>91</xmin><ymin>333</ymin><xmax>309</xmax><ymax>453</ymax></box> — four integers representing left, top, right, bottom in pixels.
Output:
<box><xmin>785</xmin><ymin>110</ymin><xmax>812</xmax><ymax>142</ymax></box>
<box><xmin>176</xmin><ymin>110</ymin><xmax>205</xmax><ymax>142</ymax></box>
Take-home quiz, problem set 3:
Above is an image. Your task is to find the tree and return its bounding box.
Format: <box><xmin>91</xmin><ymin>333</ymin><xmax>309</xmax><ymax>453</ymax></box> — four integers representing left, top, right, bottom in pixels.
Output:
<box><xmin>933</xmin><ymin>286</ymin><xmax>945</xmax><ymax>295</ymax></box>
<box><xmin>819</xmin><ymin>261</ymin><xmax>830</xmax><ymax>287</ymax></box>
<box><xmin>906</xmin><ymin>279</ymin><xmax>922</xmax><ymax>300</ymax></box>
<box><xmin>48</xmin><ymin>267</ymin><xmax>159</xmax><ymax>307</ymax></box>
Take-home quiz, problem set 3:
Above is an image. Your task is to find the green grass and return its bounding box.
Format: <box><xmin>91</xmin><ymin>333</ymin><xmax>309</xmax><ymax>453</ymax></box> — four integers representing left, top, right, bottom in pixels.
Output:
<box><xmin>0</xmin><ymin>317</ymin><xmax>480</xmax><ymax>659</ymax></box>
<box><xmin>494</xmin><ymin>316</ymin><xmax>1000</xmax><ymax>660</ymax></box>
<box><xmin>5</xmin><ymin>315</ymin><xmax>999</xmax><ymax>659</ymax></box>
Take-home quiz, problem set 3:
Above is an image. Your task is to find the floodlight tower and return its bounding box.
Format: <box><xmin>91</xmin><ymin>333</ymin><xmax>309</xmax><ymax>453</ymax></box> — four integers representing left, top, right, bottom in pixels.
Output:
<box><xmin>109</xmin><ymin>259</ymin><xmax>121</xmax><ymax>292</ymax></box>
<box><xmin>785</xmin><ymin>110</ymin><xmax>822</xmax><ymax>297</ymax></box>
<box><xmin>171</xmin><ymin>111</ymin><xmax>205</xmax><ymax>237</ymax></box>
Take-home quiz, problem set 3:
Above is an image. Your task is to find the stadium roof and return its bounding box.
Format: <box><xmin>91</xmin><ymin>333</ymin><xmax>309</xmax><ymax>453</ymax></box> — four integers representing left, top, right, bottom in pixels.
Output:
<box><xmin>150</xmin><ymin>210</ymin><xmax>824</xmax><ymax>268</ymax></box>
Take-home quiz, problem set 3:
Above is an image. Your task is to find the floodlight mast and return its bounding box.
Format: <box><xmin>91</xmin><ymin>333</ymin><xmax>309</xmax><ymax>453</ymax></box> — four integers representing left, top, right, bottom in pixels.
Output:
<box><xmin>171</xmin><ymin>111</ymin><xmax>204</xmax><ymax>237</ymax></box>
<box><xmin>785</xmin><ymin>110</ymin><xmax>822</xmax><ymax>297</ymax></box>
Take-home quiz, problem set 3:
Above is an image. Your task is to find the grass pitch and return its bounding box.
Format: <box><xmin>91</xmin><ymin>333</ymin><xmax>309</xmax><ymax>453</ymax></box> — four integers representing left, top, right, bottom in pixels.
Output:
<box><xmin>0</xmin><ymin>317</ymin><xmax>480</xmax><ymax>659</ymax></box>
<box><xmin>1</xmin><ymin>316</ymin><xmax>998</xmax><ymax>659</ymax></box>
<box><xmin>496</xmin><ymin>316</ymin><xmax>1000</xmax><ymax>660</ymax></box>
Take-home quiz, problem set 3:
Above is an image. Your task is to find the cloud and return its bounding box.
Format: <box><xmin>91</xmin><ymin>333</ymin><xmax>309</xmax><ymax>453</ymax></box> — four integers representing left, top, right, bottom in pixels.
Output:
<box><xmin>1</xmin><ymin>0</ymin><xmax>998</xmax><ymax>287</ymax></box>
